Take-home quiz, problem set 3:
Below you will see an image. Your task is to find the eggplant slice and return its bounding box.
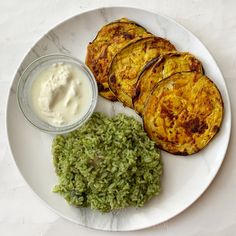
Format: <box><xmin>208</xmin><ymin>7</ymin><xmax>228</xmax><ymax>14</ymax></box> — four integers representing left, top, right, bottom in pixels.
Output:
<box><xmin>134</xmin><ymin>52</ymin><xmax>203</xmax><ymax>115</ymax></box>
<box><xmin>108</xmin><ymin>36</ymin><xmax>176</xmax><ymax>107</ymax></box>
<box><xmin>143</xmin><ymin>72</ymin><xmax>224</xmax><ymax>155</ymax></box>
<box><xmin>86</xmin><ymin>18</ymin><xmax>151</xmax><ymax>101</ymax></box>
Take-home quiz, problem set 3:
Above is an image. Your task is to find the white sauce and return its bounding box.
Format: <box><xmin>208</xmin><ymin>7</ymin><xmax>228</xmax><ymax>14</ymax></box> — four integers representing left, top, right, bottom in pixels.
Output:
<box><xmin>30</xmin><ymin>62</ymin><xmax>92</xmax><ymax>126</ymax></box>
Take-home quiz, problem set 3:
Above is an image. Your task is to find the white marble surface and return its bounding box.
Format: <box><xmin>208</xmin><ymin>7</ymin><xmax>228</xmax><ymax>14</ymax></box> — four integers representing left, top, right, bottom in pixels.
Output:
<box><xmin>1</xmin><ymin>0</ymin><xmax>236</xmax><ymax>235</ymax></box>
<box><xmin>6</xmin><ymin>5</ymin><xmax>232</xmax><ymax>232</ymax></box>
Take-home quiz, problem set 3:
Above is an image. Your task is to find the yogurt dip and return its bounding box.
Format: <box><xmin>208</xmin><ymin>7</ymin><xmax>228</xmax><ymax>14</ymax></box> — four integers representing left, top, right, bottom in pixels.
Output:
<box><xmin>30</xmin><ymin>62</ymin><xmax>93</xmax><ymax>127</ymax></box>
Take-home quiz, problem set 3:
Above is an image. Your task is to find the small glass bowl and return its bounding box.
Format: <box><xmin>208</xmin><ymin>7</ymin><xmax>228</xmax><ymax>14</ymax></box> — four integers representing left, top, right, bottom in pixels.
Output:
<box><xmin>17</xmin><ymin>54</ymin><xmax>98</xmax><ymax>134</ymax></box>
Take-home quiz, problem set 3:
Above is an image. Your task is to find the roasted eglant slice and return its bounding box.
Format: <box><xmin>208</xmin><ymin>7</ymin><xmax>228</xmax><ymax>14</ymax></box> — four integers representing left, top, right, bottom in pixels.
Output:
<box><xmin>143</xmin><ymin>72</ymin><xmax>223</xmax><ymax>155</ymax></box>
<box><xmin>134</xmin><ymin>52</ymin><xmax>203</xmax><ymax>115</ymax></box>
<box><xmin>108</xmin><ymin>36</ymin><xmax>176</xmax><ymax>107</ymax></box>
<box><xmin>86</xmin><ymin>18</ymin><xmax>151</xmax><ymax>101</ymax></box>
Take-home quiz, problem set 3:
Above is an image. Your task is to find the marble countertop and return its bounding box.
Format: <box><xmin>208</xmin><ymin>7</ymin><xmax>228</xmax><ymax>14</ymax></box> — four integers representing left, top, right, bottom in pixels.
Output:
<box><xmin>0</xmin><ymin>0</ymin><xmax>235</xmax><ymax>235</ymax></box>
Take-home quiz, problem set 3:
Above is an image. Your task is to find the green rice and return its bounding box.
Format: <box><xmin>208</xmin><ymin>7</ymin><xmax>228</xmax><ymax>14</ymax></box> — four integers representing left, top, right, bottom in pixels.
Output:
<box><xmin>52</xmin><ymin>112</ymin><xmax>162</xmax><ymax>212</ymax></box>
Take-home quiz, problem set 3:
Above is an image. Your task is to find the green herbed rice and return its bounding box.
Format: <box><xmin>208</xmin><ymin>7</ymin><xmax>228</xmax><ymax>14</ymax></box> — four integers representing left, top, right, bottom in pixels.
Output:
<box><xmin>52</xmin><ymin>112</ymin><xmax>162</xmax><ymax>212</ymax></box>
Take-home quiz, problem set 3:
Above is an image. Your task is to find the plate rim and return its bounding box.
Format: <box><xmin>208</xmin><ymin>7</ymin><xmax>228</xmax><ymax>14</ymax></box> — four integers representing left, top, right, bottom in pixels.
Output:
<box><xmin>6</xmin><ymin>6</ymin><xmax>232</xmax><ymax>231</ymax></box>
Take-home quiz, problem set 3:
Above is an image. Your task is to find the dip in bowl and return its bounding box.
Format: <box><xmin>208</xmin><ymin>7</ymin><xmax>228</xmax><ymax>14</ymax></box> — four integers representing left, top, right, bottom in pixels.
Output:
<box><xmin>17</xmin><ymin>54</ymin><xmax>98</xmax><ymax>134</ymax></box>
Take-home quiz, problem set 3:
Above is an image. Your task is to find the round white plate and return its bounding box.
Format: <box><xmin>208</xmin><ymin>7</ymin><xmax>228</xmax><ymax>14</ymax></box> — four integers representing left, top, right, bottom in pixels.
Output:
<box><xmin>6</xmin><ymin>7</ymin><xmax>231</xmax><ymax>231</ymax></box>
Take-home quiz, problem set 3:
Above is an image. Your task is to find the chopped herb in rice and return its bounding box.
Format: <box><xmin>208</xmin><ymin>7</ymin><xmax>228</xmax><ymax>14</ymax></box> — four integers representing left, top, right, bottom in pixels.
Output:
<box><xmin>52</xmin><ymin>112</ymin><xmax>162</xmax><ymax>212</ymax></box>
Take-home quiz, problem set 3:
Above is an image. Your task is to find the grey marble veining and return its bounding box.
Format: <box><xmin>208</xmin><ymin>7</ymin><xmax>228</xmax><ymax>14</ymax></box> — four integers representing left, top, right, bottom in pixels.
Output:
<box><xmin>6</xmin><ymin>5</ymin><xmax>232</xmax><ymax>233</ymax></box>
<box><xmin>46</xmin><ymin>31</ymin><xmax>72</xmax><ymax>55</ymax></box>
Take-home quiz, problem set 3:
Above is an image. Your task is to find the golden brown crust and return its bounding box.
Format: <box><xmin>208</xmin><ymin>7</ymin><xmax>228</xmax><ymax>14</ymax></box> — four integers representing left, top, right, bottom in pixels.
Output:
<box><xmin>143</xmin><ymin>72</ymin><xmax>224</xmax><ymax>155</ymax></box>
<box><xmin>133</xmin><ymin>52</ymin><xmax>203</xmax><ymax>115</ymax></box>
<box><xmin>108</xmin><ymin>36</ymin><xmax>176</xmax><ymax>107</ymax></box>
<box><xmin>85</xmin><ymin>18</ymin><xmax>151</xmax><ymax>101</ymax></box>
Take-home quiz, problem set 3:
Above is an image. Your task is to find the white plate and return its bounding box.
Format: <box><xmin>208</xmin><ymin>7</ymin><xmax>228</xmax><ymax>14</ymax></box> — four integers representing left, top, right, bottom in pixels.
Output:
<box><xmin>6</xmin><ymin>7</ymin><xmax>231</xmax><ymax>231</ymax></box>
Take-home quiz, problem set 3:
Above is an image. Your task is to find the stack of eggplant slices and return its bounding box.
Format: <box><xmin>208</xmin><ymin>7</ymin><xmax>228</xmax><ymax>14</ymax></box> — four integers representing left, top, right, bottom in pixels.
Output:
<box><xmin>86</xmin><ymin>18</ymin><xmax>223</xmax><ymax>156</ymax></box>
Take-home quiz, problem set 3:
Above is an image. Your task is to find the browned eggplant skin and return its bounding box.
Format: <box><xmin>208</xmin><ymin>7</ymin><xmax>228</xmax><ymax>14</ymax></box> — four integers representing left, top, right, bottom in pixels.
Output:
<box><xmin>108</xmin><ymin>36</ymin><xmax>176</xmax><ymax>108</ymax></box>
<box><xmin>143</xmin><ymin>72</ymin><xmax>224</xmax><ymax>155</ymax></box>
<box><xmin>86</xmin><ymin>19</ymin><xmax>224</xmax><ymax>156</ymax></box>
<box><xmin>133</xmin><ymin>52</ymin><xmax>203</xmax><ymax>115</ymax></box>
<box><xmin>86</xmin><ymin>18</ymin><xmax>152</xmax><ymax>101</ymax></box>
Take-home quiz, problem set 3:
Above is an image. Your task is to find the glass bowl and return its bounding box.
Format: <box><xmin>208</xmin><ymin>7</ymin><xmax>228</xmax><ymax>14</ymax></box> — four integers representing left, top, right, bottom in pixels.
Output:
<box><xmin>17</xmin><ymin>54</ymin><xmax>98</xmax><ymax>134</ymax></box>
